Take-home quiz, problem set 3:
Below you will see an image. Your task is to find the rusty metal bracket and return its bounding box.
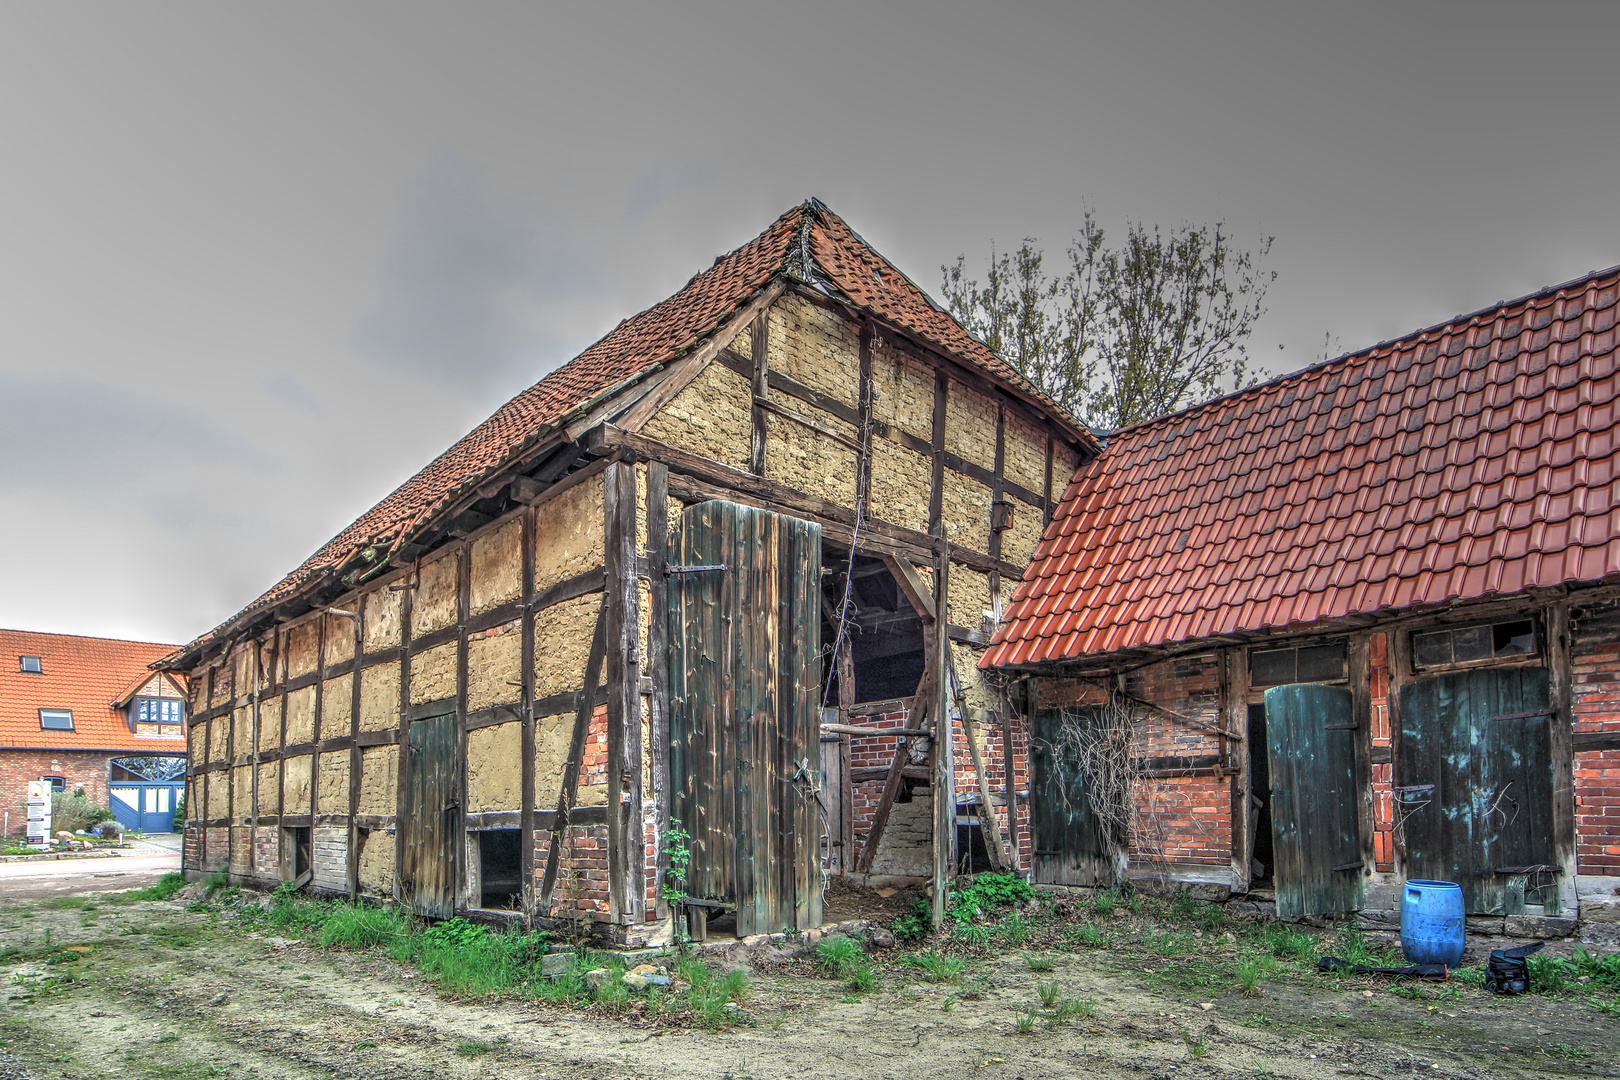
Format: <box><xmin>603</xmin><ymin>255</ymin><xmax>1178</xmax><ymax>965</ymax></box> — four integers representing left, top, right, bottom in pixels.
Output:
<box><xmin>665</xmin><ymin>564</ymin><xmax>726</xmax><ymax>575</ymax></box>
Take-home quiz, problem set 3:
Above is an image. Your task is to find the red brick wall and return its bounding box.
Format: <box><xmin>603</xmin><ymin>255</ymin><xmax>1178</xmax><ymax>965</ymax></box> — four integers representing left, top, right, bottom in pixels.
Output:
<box><xmin>1572</xmin><ymin>599</ymin><xmax>1620</xmax><ymax>875</ymax></box>
<box><xmin>0</xmin><ymin>749</ymin><xmax>112</xmax><ymax>837</ymax></box>
<box><xmin>1034</xmin><ymin>654</ymin><xmax>1231</xmax><ymax>869</ymax></box>
<box><xmin>533</xmin><ymin>706</ymin><xmax>614</xmax><ymax>921</ymax></box>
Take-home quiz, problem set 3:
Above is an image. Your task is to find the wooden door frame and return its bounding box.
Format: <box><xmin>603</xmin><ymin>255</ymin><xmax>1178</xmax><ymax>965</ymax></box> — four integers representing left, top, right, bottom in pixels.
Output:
<box><xmin>403</xmin><ymin>701</ymin><xmax>460</xmax><ymax>917</ymax></box>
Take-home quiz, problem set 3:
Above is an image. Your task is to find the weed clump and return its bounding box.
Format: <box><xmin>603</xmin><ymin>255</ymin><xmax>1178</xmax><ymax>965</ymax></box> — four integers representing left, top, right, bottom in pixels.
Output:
<box><xmin>904</xmin><ymin>950</ymin><xmax>964</xmax><ymax>983</ymax></box>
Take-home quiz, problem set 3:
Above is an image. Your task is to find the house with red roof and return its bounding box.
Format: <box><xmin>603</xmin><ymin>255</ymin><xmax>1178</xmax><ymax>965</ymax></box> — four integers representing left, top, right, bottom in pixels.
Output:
<box><xmin>1</xmin><ymin>629</ymin><xmax>186</xmax><ymax>838</ymax></box>
<box><xmin>159</xmin><ymin>200</ymin><xmax>1096</xmax><ymax>939</ymax></box>
<box><xmin>983</xmin><ymin>268</ymin><xmax>1620</xmax><ymax>937</ymax></box>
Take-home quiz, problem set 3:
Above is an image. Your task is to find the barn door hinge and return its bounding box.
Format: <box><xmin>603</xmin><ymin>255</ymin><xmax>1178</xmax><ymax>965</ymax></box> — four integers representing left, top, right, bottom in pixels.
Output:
<box><xmin>1332</xmin><ymin>860</ymin><xmax>1364</xmax><ymax>872</ymax></box>
<box><xmin>665</xmin><ymin>564</ymin><xmax>726</xmax><ymax>575</ymax></box>
<box><xmin>1324</xmin><ymin>723</ymin><xmax>1359</xmax><ymax>730</ymax></box>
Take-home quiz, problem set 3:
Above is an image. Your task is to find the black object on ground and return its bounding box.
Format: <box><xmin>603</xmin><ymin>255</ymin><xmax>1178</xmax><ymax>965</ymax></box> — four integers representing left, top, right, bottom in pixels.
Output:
<box><xmin>1484</xmin><ymin>941</ymin><xmax>1543</xmax><ymax>995</ymax></box>
<box><xmin>1317</xmin><ymin>956</ymin><xmax>1450</xmax><ymax>979</ymax></box>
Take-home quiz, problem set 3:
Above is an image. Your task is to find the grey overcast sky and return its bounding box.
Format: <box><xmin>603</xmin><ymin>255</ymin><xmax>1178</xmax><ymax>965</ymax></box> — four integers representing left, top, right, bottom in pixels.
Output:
<box><xmin>4</xmin><ymin>2</ymin><xmax>1618</xmax><ymax>646</ymax></box>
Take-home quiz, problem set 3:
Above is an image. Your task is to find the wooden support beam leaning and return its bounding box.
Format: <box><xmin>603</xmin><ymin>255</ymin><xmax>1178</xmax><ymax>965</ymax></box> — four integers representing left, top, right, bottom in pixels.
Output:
<box><xmin>932</xmin><ymin>540</ymin><xmax>953</xmax><ymax>927</ymax></box>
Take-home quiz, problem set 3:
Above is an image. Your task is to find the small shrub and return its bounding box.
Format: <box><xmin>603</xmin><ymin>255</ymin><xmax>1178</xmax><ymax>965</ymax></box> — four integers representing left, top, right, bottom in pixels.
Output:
<box><xmin>891</xmin><ymin>897</ymin><xmax>932</xmax><ymax>943</ymax></box>
<box><xmin>905</xmin><ymin>950</ymin><xmax>964</xmax><ymax>983</ymax></box>
<box><xmin>947</xmin><ymin>872</ymin><xmax>1033</xmax><ymax>924</ymax></box>
<box><xmin>847</xmin><ymin>963</ymin><xmax>879</xmax><ymax>994</ymax></box>
<box><xmin>51</xmin><ymin>791</ymin><xmax>116</xmax><ymax>834</ymax></box>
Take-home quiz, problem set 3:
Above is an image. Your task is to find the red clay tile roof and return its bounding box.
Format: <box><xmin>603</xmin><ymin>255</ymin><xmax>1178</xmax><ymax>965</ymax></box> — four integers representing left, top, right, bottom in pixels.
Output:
<box><xmin>983</xmin><ymin>266</ymin><xmax>1620</xmax><ymax>668</ymax></box>
<box><xmin>0</xmin><ymin>629</ymin><xmax>184</xmax><ymax>752</ymax></box>
<box><xmin>174</xmin><ymin>200</ymin><xmax>1094</xmax><ymax>664</ymax></box>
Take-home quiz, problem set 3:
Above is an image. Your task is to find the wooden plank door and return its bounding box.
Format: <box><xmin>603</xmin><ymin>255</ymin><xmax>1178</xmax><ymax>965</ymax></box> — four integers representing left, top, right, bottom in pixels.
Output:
<box><xmin>667</xmin><ymin>500</ymin><xmax>822</xmax><ymax>935</ymax></box>
<box><xmin>820</xmin><ymin>731</ymin><xmax>850</xmax><ymax>876</ymax></box>
<box><xmin>1029</xmin><ymin>707</ymin><xmax>1110</xmax><ymax>886</ymax></box>
<box><xmin>1264</xmin><ymin>684</ymin><xmax>1364</xmax><ymax>919</ymax></box>
<box><xmin>1398</xmin><ymin>667</ymin><xmax>1553</xmax><ymax>915</ymax></box>
<box><xmin>403</xmin><ymin>713</ymin><xmax>458</xmax><ymax>918</ymax></box>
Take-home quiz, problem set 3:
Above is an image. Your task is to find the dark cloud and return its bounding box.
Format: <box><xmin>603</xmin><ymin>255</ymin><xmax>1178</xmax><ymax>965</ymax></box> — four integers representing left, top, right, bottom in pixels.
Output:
<box><xmin>352</xmin><ymin>149</ymin><xmax>603</xmax><ymax>399</ymax></box>
<box><xmin>623</xmin><ymin>158</ymin><xmax>717</xmax><ymax>231</ymax></box>
<box><xmin>0</xmin><ymin>370</ymin><xmax>277</xmax><ymax>531</ymax></box>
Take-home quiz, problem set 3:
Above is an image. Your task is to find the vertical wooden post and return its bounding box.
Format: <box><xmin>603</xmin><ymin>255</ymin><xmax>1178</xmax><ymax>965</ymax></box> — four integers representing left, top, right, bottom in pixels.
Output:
<box><xmin>928</xmin><ymin>372</ymin><xmax>948</xmax><ymax>534</ymax></box>
<box><xmin>347</xmin><ymin>605</ymin><xmax>364</xmax><ymax>899</ymax></box>
<box><xmin>647</xmin><ymin>463</ymin><xmax>671</xmax><ymax>918</ymax></box>
<box><xmin>1349</xmin><ymin>635</ymin><xmax>1375</xmax><ymax>876</ymax></box>
<box><xmin>603</xmin><ymin>460</ymin><xmax>643</xmax><ymax>923</ymax></box>
<box><xmin>999</xmin><ymin>681</ymin><xmax>1019</xmax><ymax>872</ymax></box>
<box><xmin>1547</xmin><ymin>601</ymin><xmax>1576</xmax><ymax>915</ymax></box>
<box><xmin>393</xmin><ymin>571</ymin><xmax>415</xmax><ymax>903</ymax></box>
<box><xmin>310</xmin><ymin>617</ymin><xmax>325</xmax><ymax>859</ymax></box>
<box><xmin>1043</xmin><ymin>432</ymin><xmax>1055</xmax><ymax>525</ymax></box>
<box><xmin>1387</xmin><ymin>625</ymin><xmax>1411</xmax><ymax>875</ymax></box>
<box><xmin>200</xmin><ymin>666</ymin><xmax>213</xmax><ymax>872</ymax></box>
<box><xmin>224</xmin><ymin>655</ymin><xmax>236</xmax><ymax>877</ymax></box>
<box><xmin>520</xmin><ymin>507</ymin><xmax>538</xmax><ymax>919</ymax></box>
<box><xmin>1224</xmin><ymin>647</ymin><xmax>1252</xmax><ymax>894</ymax></box>
<box><xmin>251</xmin><ymin>640</ymin><xmax>262</xmax><ymax>880</ymax></box>
<box><xmin>455</xmin><ymin>544</ymin><xmax>471</xmax><ymax>911</ymax></box>
<box><xmin>932</xmin><ymin>539</ymin><xmax>953</xmax><ymax>928</ymax></box>
<box><xmin>749</xmin><ymin>314</ymin><xmax>770</xmax><ymax>476</ymax></box>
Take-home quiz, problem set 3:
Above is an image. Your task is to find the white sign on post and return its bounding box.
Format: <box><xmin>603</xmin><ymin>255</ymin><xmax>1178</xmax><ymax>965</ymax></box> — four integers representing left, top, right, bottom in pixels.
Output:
<box><xmin>25</xmin><ymin>780</ymin><xmax>52</xmax><ymax>850</ymax></box>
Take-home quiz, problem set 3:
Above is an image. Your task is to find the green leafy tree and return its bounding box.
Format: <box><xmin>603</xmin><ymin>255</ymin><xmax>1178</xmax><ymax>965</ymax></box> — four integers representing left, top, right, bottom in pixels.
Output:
<box><xmin>942</xmin><ymin>212</ymin><xmax>1274</xmax><ymax>431</ymax></box>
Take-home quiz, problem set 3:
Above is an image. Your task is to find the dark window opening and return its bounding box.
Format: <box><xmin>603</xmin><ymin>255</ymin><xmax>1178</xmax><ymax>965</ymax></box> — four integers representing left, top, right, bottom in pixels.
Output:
<box><xmin>41</xmin><ymin>775</ymin><xmax>66</xmax><ymax>792</ymax></box>
<box><xmin>1412</xmin><ymin>618</ymin><xmax>1537</xmax><ymax>669</ymax></box>
<box><xmin>283</xmin><ymin>827</ymin><xmax>310</xmax><ymax>880</ymax></box>
<box><xmin>822</xmin><ymin>551</ymin><xmax>928</xmax><ymax>704</ymax></box>
<box><xmin>19</xmin><ymin>655</ymin><xmax>41</xmax><ymax>673</ymax></box>
<box><xmin>477</xmin><ymin>829</ymin><xmax>523</xmax><ymax>910</ymax></box>
<box><xmin>1246</xmin><ymin>703</ymin><xmax>1273</xmax><ymax>885</ymax></box>
<box><xmin>1250</xmin><ymin>641</ymin><xmax>1347</xmax><ymax>688</ymax></box>
<box><xmin>39</xmin><ymin>708</ymin><xmax>74</xmax><ymax>731</ymax></box>
<box><xmin>955</xmin><ymin>805</ymin><xmax>994</xmax><ymax>874</ymax></box>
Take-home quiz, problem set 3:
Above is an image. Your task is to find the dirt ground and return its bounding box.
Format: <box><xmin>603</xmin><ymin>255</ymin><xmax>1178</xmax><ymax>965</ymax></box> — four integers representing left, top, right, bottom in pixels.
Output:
<box><xmin>2</xmin><ymin>884</ymin><xmax>1617</xmax><ymax>1080</ymax></box>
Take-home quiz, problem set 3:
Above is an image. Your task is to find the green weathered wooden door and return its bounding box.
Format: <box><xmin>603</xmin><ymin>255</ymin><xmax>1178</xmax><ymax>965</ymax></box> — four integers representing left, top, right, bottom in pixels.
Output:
<box><xmin>667</xmin><ymin>501</ymin><xmax>822</xmax><ymax>935</ymax></box>
<box><xmin>1265</xmin><ymin>684</ymin><xmax>1364</xmax><ymax>919</ymax></box>
<box><xmin>1398</xmin><ymin>667</ymin><xmax>1554</xmax><ymax>915</ymax></box>
<box><xmin>403</xmin><ymin>713</ymin><xmax>457</xmax><ymax>918</ymax></box>
<box><xmin>1030</xmin><ymin>707</ymin><xmax>1110</xmax><ymax>886</ymax></box>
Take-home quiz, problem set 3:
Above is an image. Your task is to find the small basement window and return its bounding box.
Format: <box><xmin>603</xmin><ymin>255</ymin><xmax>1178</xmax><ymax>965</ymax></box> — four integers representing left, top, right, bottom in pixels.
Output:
<box><xmin>39</xmin><ymin>708</ymin><xmax>74</xmax><ymax>731</ymax></box>
<box><xmin>40</xmin><ymin>776</ymin><xmax>66</xmax><ymax>792</ymax></box>
<box><xmin>19</xmin><ymin>655</ymin><xmax>41</xmax><ymax>673</ymax></box>
<box><xmin>1249</xmin><ymin>641</ymin><xmax>1347</xmax><ymax>688</ymax></box>
<box><xmin>1412</xmin><ymin>619</ymin><xmax>1536</xmax><ymax>669</ymax></box>
<box><xmin>477</xmin><ymin>829</ymin><xmax>523</xmax><ymax>909</ymax></box>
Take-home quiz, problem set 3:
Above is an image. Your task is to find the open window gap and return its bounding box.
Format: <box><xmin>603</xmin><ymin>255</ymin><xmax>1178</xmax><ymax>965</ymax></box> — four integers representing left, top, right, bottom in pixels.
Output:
<box><xmin>820</xmin><ymin>550</ymin><xmax>927</xmax><ymax>705</ymax></box>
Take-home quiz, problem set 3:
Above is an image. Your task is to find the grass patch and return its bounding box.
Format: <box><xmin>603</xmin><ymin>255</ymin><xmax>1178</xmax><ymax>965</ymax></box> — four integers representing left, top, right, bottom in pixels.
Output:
<box><xmin>904</xmin><ymin>950</ymin><xmax>965</xmax><ymax>983</ymax></box>
<box><xmin>108</xmin><ymin>872</ymin><xmax>187</xmax><ymax>903</ymax></box>
<box><xmin>1024</xmin><ymin>952</ymin><xmax>1054</xmax><ymax>972</ymax></box>
<box><xmin>997</xmin><ymin>912</ymin><xmax>1036</xmax><ymax>947</ymax></box>
<box><xmin>41</xmin><ymin>896</ymin><xmax>90</xmax><ymax>910</ymax></box>
<box><xmin>1263</xmin><ymin>924</ymin><xmax>1317</xmax><ymax>963</ymax></box>
<box><xmin>814</xmin><ymin>935</ymin><xmax>864</xmax><ymax>978</ymax></box>
<box><xmin>1036</xmin><ymin>980</ymin><xmax>1059</xmax><ymax>1008</ymax></box>
<box><xmin>455</xmin><ymin>1039</ymin><xmax>496</xmax><ymax>1056</ymax></box>
<box><xmin>1071</xmin><ymin>923</ymin><xmax>1108</xmax><ymax>948</ymax></box>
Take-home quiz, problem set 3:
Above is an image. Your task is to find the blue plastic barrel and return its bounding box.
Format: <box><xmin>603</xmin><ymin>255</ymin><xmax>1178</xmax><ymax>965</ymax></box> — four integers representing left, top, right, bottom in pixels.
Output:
<box><xmin>1400</xmin><ymin>880</ymin><xmax>1465</xmax><ymax>967</ymax></box>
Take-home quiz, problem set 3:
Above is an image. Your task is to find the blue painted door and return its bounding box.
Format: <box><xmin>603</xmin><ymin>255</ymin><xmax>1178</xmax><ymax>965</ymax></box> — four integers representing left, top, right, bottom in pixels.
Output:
<box><xmin>109</xmin><ymin>782</ymin><xmax>183</xmax><ymax>833</ymax></box>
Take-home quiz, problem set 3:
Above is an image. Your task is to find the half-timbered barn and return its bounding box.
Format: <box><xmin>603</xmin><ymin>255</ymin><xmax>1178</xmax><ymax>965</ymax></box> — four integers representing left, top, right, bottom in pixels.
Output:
<box><xmin>982</xmin><ymin>267</ymin><xmax>1620</xmax><ymax>939</ymax></box>
<box><xmin>163</xmin><ymin>200</ymin><xmax>1096</xmax><ymax>941</ymax></box>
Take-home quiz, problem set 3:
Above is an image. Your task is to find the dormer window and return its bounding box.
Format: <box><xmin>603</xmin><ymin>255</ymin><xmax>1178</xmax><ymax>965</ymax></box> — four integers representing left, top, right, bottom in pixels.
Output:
<box><xmin>133</xmin><ymin>696</ymin><xmax>184</xmax><ymax>728</ymax></box>
<box><xmin>20</xmin><ymin>655</ymin><xmax>41</xmax><ymax>673</ymax></box>
<box><xmin>39</xmin><ymin>708</ymin><xmax>74</xmax><ymax>731</ymax></box>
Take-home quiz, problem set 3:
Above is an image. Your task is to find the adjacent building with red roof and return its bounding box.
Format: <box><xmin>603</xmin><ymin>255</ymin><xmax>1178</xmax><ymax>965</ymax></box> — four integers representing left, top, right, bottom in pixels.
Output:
<box><xmin>984</xmin><ymin>267</ymin><xmax>1620</xmax><ymax>934</ymax></box>
<box><xmin>1</xmin><ymin>628</ymin><xmax>186</xmax><ymax>837</ymax></box>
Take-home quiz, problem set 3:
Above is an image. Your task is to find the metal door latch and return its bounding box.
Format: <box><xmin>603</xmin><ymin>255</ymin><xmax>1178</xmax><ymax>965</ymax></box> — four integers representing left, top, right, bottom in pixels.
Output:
<box><xmin>665</xmin><ymin>564</ymin><xmax>726</xmax><ymax>575</ymax></box>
